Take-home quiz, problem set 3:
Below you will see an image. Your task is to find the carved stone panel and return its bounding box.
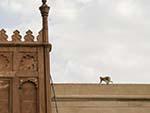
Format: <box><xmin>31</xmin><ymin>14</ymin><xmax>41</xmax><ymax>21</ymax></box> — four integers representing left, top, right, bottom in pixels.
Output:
<box><xmin>18</xmin><ymin>53</ymin><xmax>37</xmax><ymax>72</ymax></box>
<box><xmin>0</xmin><ymin>79</ymin><xmax>11</xmax><ymax>113</ymax></box>
<box><xmin>0</xmin><ymin>52</ymin><xmax>12</xmax><ymax>72</ymax></box>
<box><xmin>19</xmin><ymin>78</ymin><xmax>38</xmax><ymax>113</ymax></box>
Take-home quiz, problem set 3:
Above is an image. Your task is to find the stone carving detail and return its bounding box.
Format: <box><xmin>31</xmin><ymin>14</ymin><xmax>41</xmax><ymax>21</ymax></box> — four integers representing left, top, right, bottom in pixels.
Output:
<box><xmin>12</xmin><ymin>30</ymin><xmax>22</xmax><ymax>42</ymax></box>
<box><xmin>19</xmin><ymin>78</ymin><xmax>38</xmax><ymax>89</ymax></box>
<box><xmin>0</xmin><ymin>29</ymin><xmax>8</xmax><ymax>42</ymax></box>
<box><xmin>0</xmin><ymin>29</ymin><xmax>42</xmax><ymax>42</ymax></box>
<box><xmin>19</xmin><ymin>54</ymin><xmax>37</xmax><ymax>71</ymax></box>
<box><xmin>0</xmin><ymin>54</ymin><xmax>10</xmax><ymax>71</ymax></box>
<box><xmin>37</xmin><ymin>30</ymin><xmax>42</xmax><ymax>42</ymax></box>
<box><xmin>24</xmin><ymin>30</ymin><xmax>34</xmax><ymax>42</ymax></box>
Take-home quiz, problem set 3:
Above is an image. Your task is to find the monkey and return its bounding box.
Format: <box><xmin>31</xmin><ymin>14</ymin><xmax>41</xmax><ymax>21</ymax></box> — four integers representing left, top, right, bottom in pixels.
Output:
<box><xmin>99</xmin><ymin>76</ymin><xmax>113</xmax><ymax>85</ymax></box>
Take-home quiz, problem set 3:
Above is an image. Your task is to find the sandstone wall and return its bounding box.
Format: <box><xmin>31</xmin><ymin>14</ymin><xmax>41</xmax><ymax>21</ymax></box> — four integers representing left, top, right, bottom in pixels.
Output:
<box><xmin>51</xmin><ymin>84</ymin><xmax>150</xmax><ymax>113</ymax></box>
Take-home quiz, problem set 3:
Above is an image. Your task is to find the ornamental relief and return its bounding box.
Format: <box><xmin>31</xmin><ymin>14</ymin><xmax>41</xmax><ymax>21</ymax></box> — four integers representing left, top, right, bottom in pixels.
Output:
<box><xmin>12</xmin><ymin>30</ymin><xmax>22</xmax><ymax>42</ymax></box>
<box><xmin>0</xmin><ymin>53</ymin><xmax>12</xmax><ymax>72</ymax></box>
<box><xmin>19</xmin><ymin>78</ymin><xmax>38</xmax><ymax>89</ymax></box>
<box><xmin>0</xmin><ymin>29</ymin><xmax>38</xmax><ymax>42</ymax></box>
<box><xmin>24</xmin><ymin>30</ymin><xmax>34</xmax><ymax>42</ymax></box>
<box><xmin>18</xmin><ymin>53</ymin><xmax>37</xmax><ymax>72</ymax></box>
<box><xmin>0</xmin><ymin>29</ymin><xmax>8</xmax><ymax>42</ymax></box>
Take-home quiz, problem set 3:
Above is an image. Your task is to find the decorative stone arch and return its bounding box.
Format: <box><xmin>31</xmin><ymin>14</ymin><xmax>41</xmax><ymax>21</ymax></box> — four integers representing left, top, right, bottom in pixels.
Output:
<box><xmin>19</xmin><ymin>78</ymin><xmax>38</xmax><ymax>89</ymax></box>
<box><xmin>19</xmin><ymin>79</ymin><xmax>38</xmax><ymax>113</ymax></box>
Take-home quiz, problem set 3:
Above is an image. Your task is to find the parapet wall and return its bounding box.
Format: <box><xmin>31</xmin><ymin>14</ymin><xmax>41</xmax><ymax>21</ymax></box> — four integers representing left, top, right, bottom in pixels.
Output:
<box><xmin>0</xmin><ymin>29</ymin><xmax>42</xmax><ymax>42</ymax></box>
<box><xmin>52</xmin><ymin>84</ymin><xmax>150</xmax><ymax>113</ymax></box>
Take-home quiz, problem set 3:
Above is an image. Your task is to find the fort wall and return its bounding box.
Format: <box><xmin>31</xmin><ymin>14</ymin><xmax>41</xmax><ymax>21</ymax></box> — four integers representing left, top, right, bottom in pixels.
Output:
<box><xmin>52</xmin><ymin>84</ymin><xmax>150</xmax><ymax>113</ymax></box>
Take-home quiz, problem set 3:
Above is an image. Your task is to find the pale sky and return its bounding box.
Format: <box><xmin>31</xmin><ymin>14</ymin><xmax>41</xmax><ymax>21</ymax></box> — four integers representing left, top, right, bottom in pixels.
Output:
<box><xmin>1</xmin><ymin>0</ymin><xmax>150</xmax><ymax>83</ymax></box>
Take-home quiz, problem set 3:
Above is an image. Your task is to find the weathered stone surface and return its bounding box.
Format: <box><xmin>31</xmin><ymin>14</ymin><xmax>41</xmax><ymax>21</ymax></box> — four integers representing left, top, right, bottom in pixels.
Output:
<box><xmin>0</xmin><ymin>41</ymin><xmax>51</xmax><ymax>113</ymax></box>
<box><xmin>0</xmin><ymin>80</ymin><xmax>10</xmax><ymax>113</ymax></box>
<box><xmin>0</xmin><ymin>1</ymin><xmax>51</xmax><ymax>113</ymax></box>
<box><xmin>52</xmin><ymin>84</ymin><xmax>150</xmax><ymax>113</ymax></box>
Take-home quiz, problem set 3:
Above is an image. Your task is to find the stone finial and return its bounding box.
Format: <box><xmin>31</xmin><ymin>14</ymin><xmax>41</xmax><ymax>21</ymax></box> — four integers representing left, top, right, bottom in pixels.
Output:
<box><xmin>12</xmin><ymin>30</ymin><xmax>22</xmax><ymax>42</ymax></box>
<box><xmin>39</xmin><ymin>3</ymin><xmax>50</xmax><ymax>17</ymax></box>
<box><xmin>24</xmin><ymin>30</ymin><xmax>34</xmax><ymax>42</ymax></box>
<box><xmin>0</xmin><ymin>29</ymin><xmax>8</xmax><ymax>42</ymax></box>
<box><xmin>42</xmin><ymin>0</ymin><xmax>47</xmax><ymax>4</ymax></box>
<box><xmin>37</xmin><ymin>30</ymin><xmax>42</xmax><ymax>42</ymax></box>
<box><xmin>39</xmin><ymin>2</ymin><xmax>50</xmax><ymax>42</ymax></box>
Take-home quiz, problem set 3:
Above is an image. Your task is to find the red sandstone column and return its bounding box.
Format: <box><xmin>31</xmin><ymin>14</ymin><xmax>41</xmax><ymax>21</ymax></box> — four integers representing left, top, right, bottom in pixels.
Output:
<box><xmin>39</xmin><ymin>1</ymin><xmax>52</xmax><ymax>113</ymax></box>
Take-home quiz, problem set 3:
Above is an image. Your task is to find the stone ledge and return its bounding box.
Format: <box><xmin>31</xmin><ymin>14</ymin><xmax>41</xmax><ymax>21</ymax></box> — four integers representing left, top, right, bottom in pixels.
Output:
<box><xmin>52</xmin><ymin>84</ymin><xmax>150</xmax><ymax>96</ymax></box>
<box><xmin>52</xmin><ymin>95</ymin><xmax>150</xmax><ymax>101</ymax></box>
